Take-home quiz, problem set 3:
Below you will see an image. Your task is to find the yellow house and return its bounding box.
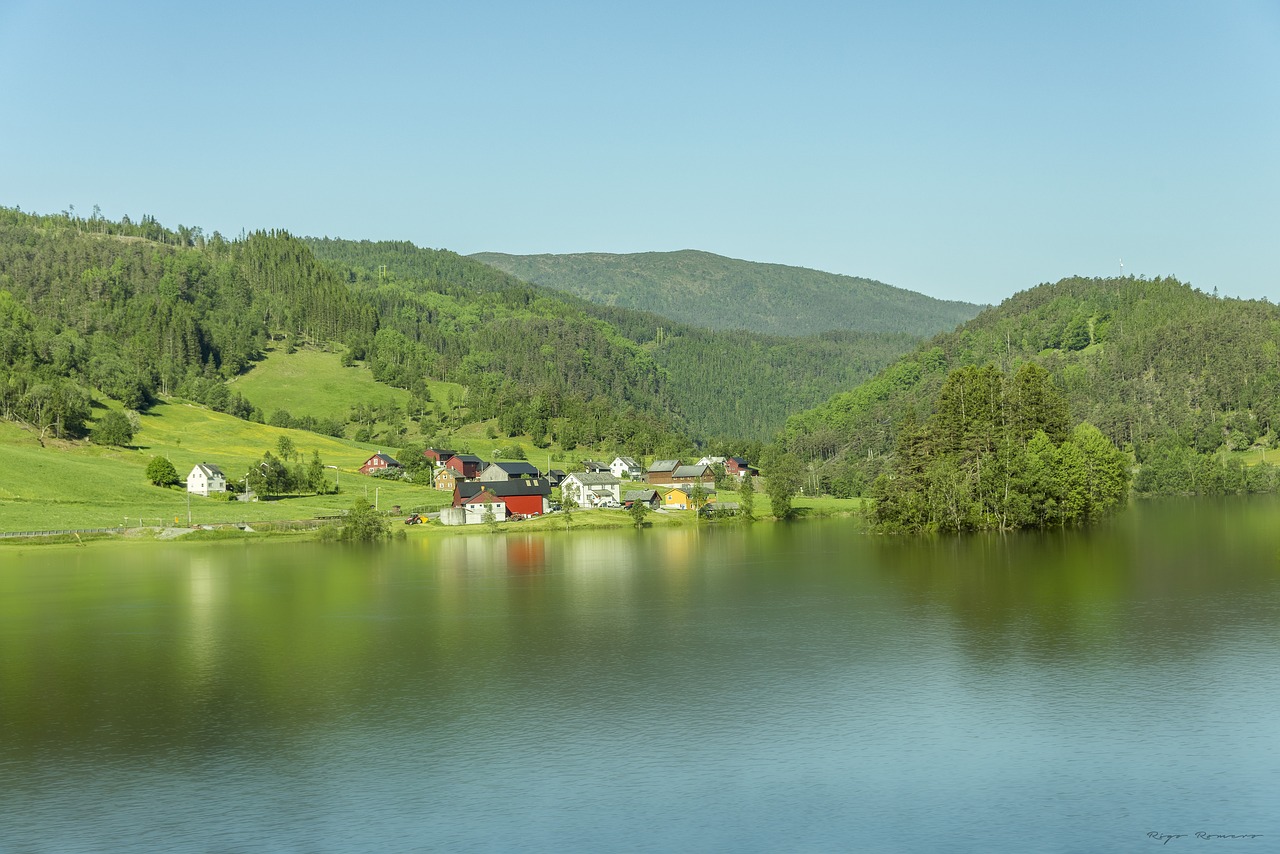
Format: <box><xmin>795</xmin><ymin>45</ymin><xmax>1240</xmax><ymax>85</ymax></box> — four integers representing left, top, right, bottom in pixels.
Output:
<box><xmin>434</xmin><ymin>467</ymin><xmax>459</xmax><ymax>491</ymax></box>
<box><xmin>659</xmin><ymin>485</ymin><xmax>716</xmax><ymax>510</ymax></box>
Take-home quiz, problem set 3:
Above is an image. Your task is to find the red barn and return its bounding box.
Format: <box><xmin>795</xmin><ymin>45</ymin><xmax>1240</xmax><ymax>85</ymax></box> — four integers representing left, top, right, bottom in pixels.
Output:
<box><xmin>455</xmin><ymin>478</ymin><xmax>551</xmax><ymax>517</ymax></box>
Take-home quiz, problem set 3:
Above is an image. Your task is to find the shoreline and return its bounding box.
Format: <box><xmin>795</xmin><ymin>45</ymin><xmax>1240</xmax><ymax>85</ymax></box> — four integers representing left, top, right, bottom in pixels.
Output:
<box><xmin>0</xmin><ymin>501</ymin><xmax>865</xmax><ymax>548</ymax></box>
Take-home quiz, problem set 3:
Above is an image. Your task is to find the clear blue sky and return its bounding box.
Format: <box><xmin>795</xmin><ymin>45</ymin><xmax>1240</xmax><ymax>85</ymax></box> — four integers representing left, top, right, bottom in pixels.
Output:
<box><xmin>2</xmin><ymin>1</ymin><xmax>1277</xmax><ymax>305</ymax></box>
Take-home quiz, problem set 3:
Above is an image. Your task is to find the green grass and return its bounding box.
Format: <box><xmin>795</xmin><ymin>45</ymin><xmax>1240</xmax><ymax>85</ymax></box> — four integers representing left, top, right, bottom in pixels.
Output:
<box><xmin>1226</xmin><ymin>447</ymin><xmax>1278</xmax><ymax>467</ymax></box>
<box><xmin>0</xmin><ymin>402</ymin><xmax>452</xmax><ymax>533</ymax></box>
<box><xmin>230</xmin><ymin>347</ymin><xmax>464</xmax><ymax>423</ymax></box>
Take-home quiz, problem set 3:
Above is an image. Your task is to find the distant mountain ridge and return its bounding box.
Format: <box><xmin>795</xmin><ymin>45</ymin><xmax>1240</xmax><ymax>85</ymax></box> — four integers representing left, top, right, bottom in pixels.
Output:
<box><xmin>470</xmin><ymin>249</ymin><xmax>983</xmax><ymax>338</ymax></box>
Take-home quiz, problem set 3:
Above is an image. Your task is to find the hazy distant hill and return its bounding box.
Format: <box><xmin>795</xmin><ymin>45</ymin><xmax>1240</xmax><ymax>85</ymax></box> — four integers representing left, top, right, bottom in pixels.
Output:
<box><xmin>470</xmin><ymin>249</ymin><xmax>983</xmax><ymax>337</ymax></box>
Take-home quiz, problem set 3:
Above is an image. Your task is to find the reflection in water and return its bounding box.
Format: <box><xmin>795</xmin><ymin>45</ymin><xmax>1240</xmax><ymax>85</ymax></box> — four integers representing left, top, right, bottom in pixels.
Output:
<box><xmin>1</xmin><ymin>501</ymin><xmax>1278</xmax><ymax>852</ymax></box>
<box><xmin>182</xmin><ymin>557</ymin><xmax>220</xmax><ymax>708</ymax></box>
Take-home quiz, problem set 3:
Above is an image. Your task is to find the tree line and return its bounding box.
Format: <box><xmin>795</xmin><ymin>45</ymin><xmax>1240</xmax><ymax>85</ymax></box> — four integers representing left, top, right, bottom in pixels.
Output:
<box><xmin>869</xmin><ymin>364</ymin><xmax>1129</xmax><ymax>532</ymax></box>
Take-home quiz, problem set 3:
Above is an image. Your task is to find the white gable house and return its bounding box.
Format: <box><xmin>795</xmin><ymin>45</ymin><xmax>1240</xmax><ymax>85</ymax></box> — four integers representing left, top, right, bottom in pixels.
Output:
<box><xmin>610</xmin><ymin>456</ymin><xmax>644</xmax><ymax>479</ymax></box>
<box><xmin>561</xmin><ymin>472</ymin><xmax>623</xmax><ymax>508</ymax></box>
<box><xmin>187</xmin><ymin>463</ymin><xmax>227</xmax><ymax>496</ymax></box>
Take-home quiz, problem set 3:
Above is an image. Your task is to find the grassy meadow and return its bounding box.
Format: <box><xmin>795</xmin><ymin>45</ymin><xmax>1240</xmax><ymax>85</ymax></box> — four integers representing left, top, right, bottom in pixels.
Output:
<box><xmin>230</xmin><ymin>347</ymin><xmax>465</xmax><ymax>425</ymax></box>
<box><xmin>0</xmin><ymin>402</ymin><xmax>451</xmax><ymax>533</ymax></box>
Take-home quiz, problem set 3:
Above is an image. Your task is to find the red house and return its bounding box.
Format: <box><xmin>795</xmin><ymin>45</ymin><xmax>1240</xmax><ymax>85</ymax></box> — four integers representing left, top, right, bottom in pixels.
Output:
<box><xmin>726</xmin><ymin>457</ymin><xmax>760</xmax><ymax>478</ymax></box>
<box><xmin>445</xmin><ymin>454</ymin><xmax>484</xmax><ymax>479</ymax></box>
<box><xmin>359</xmin><ymin>452</ymin><xmax>402</xmax><ymax>476</ymax></box>
<box><xmin>423</xmin><ymin>448</ymin><xmax>457</xmax><ymax>465</ymax></box>
<box><xmin>455</xmin><ymin>479</ymin><xmax>551</xmax><ymax>517</ymax></box>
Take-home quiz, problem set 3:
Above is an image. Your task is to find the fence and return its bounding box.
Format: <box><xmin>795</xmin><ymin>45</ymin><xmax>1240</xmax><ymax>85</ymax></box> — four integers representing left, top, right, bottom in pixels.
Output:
<box><xmin>0</xmin><ymin>527</ymin><xmax>126</xmax><ymax>539</ymax></box>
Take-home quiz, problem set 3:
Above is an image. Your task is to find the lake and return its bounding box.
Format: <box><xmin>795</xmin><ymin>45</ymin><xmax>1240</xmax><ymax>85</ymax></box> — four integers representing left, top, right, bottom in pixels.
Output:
<box><xmin>1</xmin><ymin>500</ymin><xmax>1277</xmax><ymax>852</ymax></box>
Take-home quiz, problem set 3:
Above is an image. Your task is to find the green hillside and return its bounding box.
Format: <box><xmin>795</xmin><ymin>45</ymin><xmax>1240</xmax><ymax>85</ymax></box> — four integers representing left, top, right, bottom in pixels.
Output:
<box><xmin>0</xmin><ymin>207</ymin><xmax>695</xmax><ymax>455</ymax></box>
<box><xmin>781</xmin><ymin>275</ymin><xmax>1280</xmax><ymax>497</ymax></box>
<box><xmin>470</xmin><ymin>249</ymin><xmax>983</xmax><ymax>337</ymax></box>
<box><xmin>0</xmin><ymin>400</ymin><xmax>452</xmax><ymax>533</ymax></box>
<box><xmin>308</xmin><ymin>239</ymin><xmax>918</xmax><ymax>440</ymax></box>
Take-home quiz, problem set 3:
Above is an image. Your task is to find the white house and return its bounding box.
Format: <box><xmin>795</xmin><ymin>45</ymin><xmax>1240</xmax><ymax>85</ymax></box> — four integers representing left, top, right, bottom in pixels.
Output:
<box><xmin>462</xmin><ymin>491</ymin><xmax>509</xmax><ymax>524</ymax></box>
<box><xmin>610</xmin><ymin>456</ymin><xmax>644</xmax><ymax>479</ymax></box>
<box><xmin>561</xmin><ymin>472</ymin><xmax>623</xmax><ymax>508</ymax></box>
<box><xmin>187</xmin><ymin>463</ymin><xmax>227</xmax><ymax>496</ymax></box>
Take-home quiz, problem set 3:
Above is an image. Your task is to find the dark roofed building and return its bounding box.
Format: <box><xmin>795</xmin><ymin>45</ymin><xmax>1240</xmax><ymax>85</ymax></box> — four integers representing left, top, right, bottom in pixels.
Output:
<box><xmin>672</xmin><ymin>463</ymin><xmax>715</xmax><ymax>484</ymax></box>
<box><xmin>359</xmin><ymin>453</ymin><xmax>402</xmax><ymax>476</ymax></box>
<box><xmin>445</xmin><ymin>454</ymin><xmax>484</xmax><ymax>479</ymax></box>
<box><xmin>455</xmin><ymin>478</ymin><xmax>551</xmax><ymax>516</ymax></box>
<box><xmin>623</xmin><ymin>489</ymin><xmax>661</xmax><ymax>509</ymax></box>
<box><xmin>645</xmin><ymin>459</ymin><xmax>682</xmax><ymax>485</ymax></box>
<box><xmin>479</xmin><ymin>461</ymin><xmax>542</xmax><ymax>482</ymax></box>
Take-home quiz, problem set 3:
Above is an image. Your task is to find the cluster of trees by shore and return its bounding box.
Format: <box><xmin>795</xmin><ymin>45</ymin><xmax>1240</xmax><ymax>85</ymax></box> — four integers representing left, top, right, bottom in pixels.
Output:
<box><xmin>870</xmin><ymin>364</ymin><xmax>1129</xmax><ymax>532</ymax></box>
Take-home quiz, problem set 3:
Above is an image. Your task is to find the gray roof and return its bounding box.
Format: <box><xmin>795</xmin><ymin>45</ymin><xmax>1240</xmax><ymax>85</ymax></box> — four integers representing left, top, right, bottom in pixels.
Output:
<box><xmin>194</xmin><ymin>462</ymin><xmax>224</xmax><ymax>477</ymax></box>
<box><xmin>647</xmin><ymin>459</ymin><xmax>681</xmax><ymax>472</ymax></box>
<box><xmin>624</xmin><ymin>489</ymin><xmax>659</xmax><ymax>501</ymax></box>
<box><xmin>488</xmin><ymin>461</ymin><xmax>541</xmax><ymax>477</ymax></box>
<box><xmin>673</xmin><ymin>464</ymin><xmax>710</xmax><ymax>478</ymax></box>
<box><xmin>566</xmin><ymin>472</ymin><xmax>621</xmax><ymax>486</ymax></box>
<box><xmin>615</xmin><ymin>456</ymin><xmax>641</xmax><ymax>467</ymax></box>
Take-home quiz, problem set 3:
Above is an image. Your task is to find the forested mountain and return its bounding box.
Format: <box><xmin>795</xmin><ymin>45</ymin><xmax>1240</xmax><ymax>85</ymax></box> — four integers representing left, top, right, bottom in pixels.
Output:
<box><xmin>0</xmin><ymin>208</ymin><xmax>689</xmax><ymax>452</ymax></box>
<box><xmin>0</xmin><ymin>207</ymin><xmax>379</xmax><ymax>439</ymax></box>
<box><xmin>306</xmin><ymin>238</ymin><xmax>917</xmax><ymax>440</ymax></box>
<box><xmin>0</xmin><ymin>205</ymin><xmax>923</xmax><ymax>453</ymax></box>
<box><xmin>781</xmin><ymin>275</ymin><xmax>1280</xmax><ymax>497</ymax></box>
<box><xmin>470</xmin><ymin>249</ymin><xmax>983</xmax><ymax>337</ymax></box>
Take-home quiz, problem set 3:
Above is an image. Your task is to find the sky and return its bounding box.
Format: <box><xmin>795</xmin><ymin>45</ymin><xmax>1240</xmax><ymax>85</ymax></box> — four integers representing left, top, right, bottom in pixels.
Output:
<box><xmin>1</xmin><ymin>0</ymin><xmax>1277</xmax><ymax>306</ymax></box>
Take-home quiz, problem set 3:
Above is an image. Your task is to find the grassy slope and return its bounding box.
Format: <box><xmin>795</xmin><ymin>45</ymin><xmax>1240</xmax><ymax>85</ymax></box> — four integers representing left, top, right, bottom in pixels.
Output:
<box><xmin>230</xmin><ymin>347</ymin><xmax>464</xmax><ymax>424</ymax></box>
<box><xmin>0</xmin><ymin>404</ymin><xmax>452</xmax><ymax>533</ymax></box>
<box><xmin>470</xmin><ymin>249</ymin><xmax>983</xmax><ymax>337</ymax></box>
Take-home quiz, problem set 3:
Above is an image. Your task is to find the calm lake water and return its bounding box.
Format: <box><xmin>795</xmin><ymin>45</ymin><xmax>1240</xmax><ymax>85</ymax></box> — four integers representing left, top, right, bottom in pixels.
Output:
<box><xmin>2</xmin><ymin>501</ymin><xmax>1278</xmax><ymax>853</ymax></box>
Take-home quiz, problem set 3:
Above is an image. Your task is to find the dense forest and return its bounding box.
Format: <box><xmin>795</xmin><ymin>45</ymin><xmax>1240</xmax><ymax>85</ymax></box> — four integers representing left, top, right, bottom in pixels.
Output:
<box><xmin>0</xmin><ymin>207</ymin><xmax>919</xmax><ymax>454</ymax></box>
<box><xmin>870</xmin><ymin>363</ymin><xmax>1130</xmax><ymax>532</ymax></box>
<box><xmin>471</xmin><ymin>249</ymin><xmax>983</xmax><ymax>337</ymax></box>
<box><xmin>305</xmin><ymin>238</ymin><xmax>919</xmax><ymax>440</ymax></box>
<box><xmin>781</xmin><ymin>275</ymin><xmax>1280</xmax><ymax>497</ymax></box>
<box><xmin>0</xmin><ymin>207</ymin><xmax>381</xmax><ymax>439</ymax></box>
<box><xmin>0</xmin><ymin>208</ymin><xmax>697</xmax><ymax>452</ymax></box>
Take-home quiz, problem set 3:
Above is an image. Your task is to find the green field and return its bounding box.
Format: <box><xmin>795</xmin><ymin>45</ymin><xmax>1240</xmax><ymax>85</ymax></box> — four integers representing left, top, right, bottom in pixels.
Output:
<box><xmin>230</xmin><ymin>347</ymin><xmax>465</xmax><ymax>424</ymax></box>
<box><xmin>0</xmin><ymin>344</ymin><xmax>863</xmax><ymax>535</ymax></box>
<box><xmin>0</xmin><ymin>403</ymin><xmax>451</xmax><ymax>533</ymax></box>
